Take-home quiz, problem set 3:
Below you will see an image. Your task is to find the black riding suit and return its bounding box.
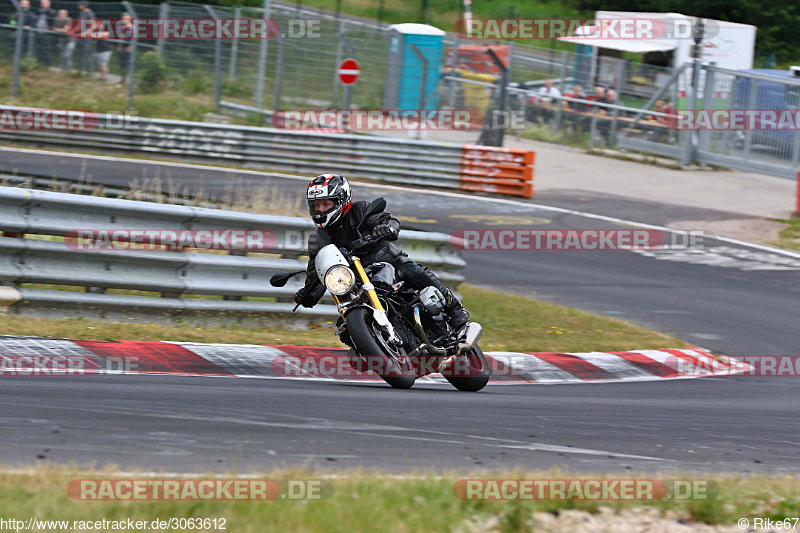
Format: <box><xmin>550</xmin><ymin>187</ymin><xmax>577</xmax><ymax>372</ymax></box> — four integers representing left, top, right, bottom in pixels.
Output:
<box><xmin>296</xmin><ymin>200</ymin><xmax>455</xmax><ymax>313</ymax></box>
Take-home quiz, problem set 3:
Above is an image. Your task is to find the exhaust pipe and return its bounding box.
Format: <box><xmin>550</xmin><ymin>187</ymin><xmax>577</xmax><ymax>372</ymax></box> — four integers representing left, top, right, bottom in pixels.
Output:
<box><xmin>457</xmin><ymin>322</ymin><xmax>483</xmax><ymax>353</ymax></box>
<box><xmin>412</xmin><ymin>305</ymin><xmax>448</xmax><ymax>356</ymax></box>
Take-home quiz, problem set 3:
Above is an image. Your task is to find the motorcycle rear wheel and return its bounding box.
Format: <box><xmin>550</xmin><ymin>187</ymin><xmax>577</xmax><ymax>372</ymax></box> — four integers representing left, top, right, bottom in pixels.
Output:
<box><xmin>443</xmin><ymin>345</ymin><xmax>491</xmax><ymax>392</ymax></box>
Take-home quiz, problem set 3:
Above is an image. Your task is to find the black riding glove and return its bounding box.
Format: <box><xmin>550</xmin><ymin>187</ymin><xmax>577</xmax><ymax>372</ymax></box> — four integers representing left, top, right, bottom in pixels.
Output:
<box><xmin>294</xmin><ymin>283</ymin><xmax>324</xmax><ymax>308</ymax></box>
<box><xmin>371</xmin><ymin>224</ymin><xmax>397</xmax><ymax>240</ymax></box>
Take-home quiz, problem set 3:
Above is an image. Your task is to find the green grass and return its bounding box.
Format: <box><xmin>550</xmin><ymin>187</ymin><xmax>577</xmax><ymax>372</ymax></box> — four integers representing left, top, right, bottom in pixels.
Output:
<box><xmin>0</xmin><ymin>466</ymin><xmax>798</xmax><ymax>532</ymax></box>
<box><xmin>520</xmin><ymin>123</ymin><xmax>589</xmax><ymax>149</ymax></box>
<box><xmin>0</xmin><ymin>63</ymin><xmax>213</xmax><ymax>122</ymax></box>
<box><xmin>0</xmin><ymin>62</ymin><xmax>268</xmax><ymax>125</ymax></box>
<box><xmin>1</xmin><ymin>284</ymin><xmax>682</xmax><ymax>352</ymax></box>
<box><xmin>770</xmin><ymin>217</ymin><xmax>800</xmax><ymax>251</ymax></box>
<box><xmin>296</xmin><ymin>0</ymin><xmax>581</xmax><ymax>36</ymax></box>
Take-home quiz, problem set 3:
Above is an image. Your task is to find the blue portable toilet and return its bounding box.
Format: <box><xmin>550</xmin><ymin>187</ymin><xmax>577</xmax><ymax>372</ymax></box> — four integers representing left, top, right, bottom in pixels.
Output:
<box><xmin>383</xmin><ymin>23</ymin><xmax>445</xmax><ymax>110</ymax></box>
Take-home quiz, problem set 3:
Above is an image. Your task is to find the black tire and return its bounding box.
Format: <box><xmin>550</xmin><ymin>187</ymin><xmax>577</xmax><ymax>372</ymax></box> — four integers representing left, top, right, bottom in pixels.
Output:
<box><xmin>346</xmin><ymin>308</ymin><xmax>416</xmax><ymax>390</ymax></box>
<box><xmin>443</xmin><ymin>345</ymin><xmax>491</xmax><ymax>392</ymax></box>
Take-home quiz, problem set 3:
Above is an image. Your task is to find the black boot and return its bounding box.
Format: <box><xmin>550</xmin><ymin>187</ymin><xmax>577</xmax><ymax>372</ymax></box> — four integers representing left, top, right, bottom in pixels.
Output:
<box><xmin>444</xmin><ymin>289</ymin><xmax>470</xmax><ymax>332</ymax></box>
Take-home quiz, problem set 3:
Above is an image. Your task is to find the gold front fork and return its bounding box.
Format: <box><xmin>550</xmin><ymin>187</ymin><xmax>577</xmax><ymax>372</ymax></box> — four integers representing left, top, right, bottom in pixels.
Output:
<box><xmin>351</xmin><ymin>256</ymin><xmax>385</xmax><ymax>312</ymax></box>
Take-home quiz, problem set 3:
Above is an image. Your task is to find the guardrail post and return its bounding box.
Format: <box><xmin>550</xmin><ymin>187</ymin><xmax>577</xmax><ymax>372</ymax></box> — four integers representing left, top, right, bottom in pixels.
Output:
<box><xmin>204</xmin><ymin>5</ymin><xmax>223</xmax><ymax>114</ymax></box>
<box><xmin>12</xmin><ymin>0</ymin><xmax>23</xmax><ymax>97</ymax></box>
<box><xmin>588</xmin><ymin>106</ymin><xmax>598</xmax><ymax>150</ymax></box>
<box><xmin>254</xmin><ymin>0</ymin><xmax>272</xmax><ymax>108</ymax></box>
<box><xmin>332</xmin><ymin>19</ymin><xmax>345</xmax><ymax>106</ymax></box>
<box><xmin>698</xmin><ymin>64</ymin><xmax>715</xmax><ymax>154</ymax></box>
<box><xmin>409</xmin><ymin>43</ymin><xmax>428</xmax><ymax>140</ymax></box>
<box><xmin>340</xmin><ymin>36</ymin><xmax>355</xmax><ymax>111</ymax></box>
<box><xmin>740</xmin><ymin>77</ymin><xmax>760</xmax><ymax>162</ymax></box>
<box><xmin>122</xmin><ymin>1</ymin><xmax>138</xmax><ymax>111</ymax></box>
<box><xmin>795</xmin><ymin>168</ymin><xmax>800</xmax><ymax>217</ymax></box>
<box><xmin>792</xmin><ymin>121</ymin><xmax>800</xmax><ymax>170</ymax></box>
<box><xmin>477</xmin><ymin>48</ymin><xmax>509</xmax><ymax>147</ymax></box>
<box><xmin>446</xmin><ymin>34</ymin><xmax>459</xmax><ymax>109</ymax></box>
<box><xmin>609</xmin><ymin>58</ymin><xmax>625</xmax><ymax>147</ymax></box>
<box><xmin>272</xmin><ymin>33</ymin><xmax>285</xmax><ymax>111</ymax></box>
<box><xmin>157</xmin><ymin>3</ymin><xmax>169</xmax><ymax>57</ymax></box>
<box><xmin>229</xmin><ymin>6</ymin><xmax>241</xmax><ymax>83</ymax></box>
<box><xmin>555</xmin><ymin>50</ymin><xmax>567</xmax><ymax>131</ymax></box>
<box><xmin>682</xmin><ymin>59</ymin><xmax>702</xmax><ymax>165</ymax></box>
<box><xmin>27</xmin><ymin>24</ymin><xmax>33</xmax><ymax>58</ymax></box>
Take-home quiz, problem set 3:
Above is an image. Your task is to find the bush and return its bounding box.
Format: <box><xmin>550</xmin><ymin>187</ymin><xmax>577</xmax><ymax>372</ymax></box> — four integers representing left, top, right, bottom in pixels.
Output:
<box><xmin>19</xmin><ymin>56</ymin><xmax>37</xmax><ymax>73</ymax></box>
<box><xmin>136</xmin><ymin>51</ymin><xmax>169</xmax><ymax>93</ymax></box>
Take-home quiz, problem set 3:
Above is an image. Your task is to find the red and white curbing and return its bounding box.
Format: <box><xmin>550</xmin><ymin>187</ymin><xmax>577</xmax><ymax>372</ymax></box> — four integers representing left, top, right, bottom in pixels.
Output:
<box><xmin>0</xmin><ymin>335</ymin><xmax>748</xmax><ymax>384</ymax></box>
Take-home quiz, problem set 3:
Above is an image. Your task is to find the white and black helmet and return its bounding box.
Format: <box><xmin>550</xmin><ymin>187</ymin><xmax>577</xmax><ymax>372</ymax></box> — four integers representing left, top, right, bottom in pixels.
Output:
<box><xmin>306</xmin><ymin>174</ymin><xmax>352</xmax><ymax>228</ymax></box>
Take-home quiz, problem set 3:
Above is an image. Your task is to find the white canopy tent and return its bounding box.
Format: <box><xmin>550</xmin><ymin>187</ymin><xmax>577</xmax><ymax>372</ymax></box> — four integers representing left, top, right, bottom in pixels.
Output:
<box><xmin>557</xmin><ymin>26</ymin><xmax>678</xmax><ymax>54</ymax></box>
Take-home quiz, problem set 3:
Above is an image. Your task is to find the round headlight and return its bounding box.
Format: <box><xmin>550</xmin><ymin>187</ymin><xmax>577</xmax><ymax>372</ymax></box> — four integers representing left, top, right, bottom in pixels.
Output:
<box><xmin>324</xmin><ymin>265</ymin><xmax>355</xmax><ymax>295</ymax></box>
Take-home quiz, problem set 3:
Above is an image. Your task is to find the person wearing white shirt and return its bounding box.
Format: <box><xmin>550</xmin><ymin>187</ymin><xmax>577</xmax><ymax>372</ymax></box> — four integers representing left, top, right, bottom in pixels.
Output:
<box><xmin>537</xmin><ymin>79</ymin><xmax>562</xmax><ymax>103</ymax></box>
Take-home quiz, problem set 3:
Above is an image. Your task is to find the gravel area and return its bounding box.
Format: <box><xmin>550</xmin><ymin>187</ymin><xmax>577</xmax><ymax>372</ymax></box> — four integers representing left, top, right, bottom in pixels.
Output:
<box><xmin>458</xmin><ymin>506</ymin><xmax>781</xmax><ymax>532</ymax></box>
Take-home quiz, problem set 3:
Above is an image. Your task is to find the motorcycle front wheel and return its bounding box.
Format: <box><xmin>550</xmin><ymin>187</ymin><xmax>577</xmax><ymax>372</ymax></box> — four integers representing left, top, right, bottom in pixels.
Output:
<box><xmin>346</xmin><ymin>308</ymin><xmax>416</xmax><ymax>390</ymax></box>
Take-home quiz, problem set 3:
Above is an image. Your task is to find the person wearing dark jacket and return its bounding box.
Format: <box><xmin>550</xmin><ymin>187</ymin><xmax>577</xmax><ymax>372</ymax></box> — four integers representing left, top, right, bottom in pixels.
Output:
<box><xmin>75</xmin><ymin>0</ymin><xmax>95</xmax><ymax>74</ymax></box>
<box><xmin>11</xmin><ymin>0</ymin><xmax>39</xmax><ymax>56</ymax></box>
<box><xmin>34</xmin><ymin>0</ymin><xmax>56</xmax><ymax>66</ymax></box>
<box><xmin>294</xmin><ymin>174</ymin><xmax>470</xmax><ymax>332</ymax></box>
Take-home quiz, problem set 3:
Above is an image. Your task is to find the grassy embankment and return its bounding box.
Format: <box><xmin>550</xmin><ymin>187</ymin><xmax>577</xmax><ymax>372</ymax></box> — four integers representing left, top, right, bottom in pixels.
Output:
<box><xmin>1</xmin><ymin>284</ymin><xmax>683</xmax><ymax>353</ymax></box>
<box><xmin>0</xmin><ymin>466</ymin><xmax>798</xmax><ymax>532</ymax></box>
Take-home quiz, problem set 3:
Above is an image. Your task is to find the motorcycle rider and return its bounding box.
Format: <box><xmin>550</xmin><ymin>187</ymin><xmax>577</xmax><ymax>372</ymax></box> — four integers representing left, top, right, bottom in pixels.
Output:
<box><xmin>294</xmin><ymin>174</ymin><xmax>470</xmax><ymax>333</ymax></box>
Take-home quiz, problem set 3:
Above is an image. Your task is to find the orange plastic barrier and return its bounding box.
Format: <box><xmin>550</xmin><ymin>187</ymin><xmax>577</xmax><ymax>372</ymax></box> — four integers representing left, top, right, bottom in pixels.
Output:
<box><xmin>459</xmin><ymin>145</ymin><xmax>534</xmax><ymax>198</ymax></box>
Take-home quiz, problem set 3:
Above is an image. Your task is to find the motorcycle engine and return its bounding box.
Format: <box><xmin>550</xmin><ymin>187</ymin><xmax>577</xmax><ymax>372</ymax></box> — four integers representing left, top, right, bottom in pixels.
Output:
<box><xmin>419</xmin><ymin>286</ymin><xmax>445</xmax><ymax>316</ymax></box>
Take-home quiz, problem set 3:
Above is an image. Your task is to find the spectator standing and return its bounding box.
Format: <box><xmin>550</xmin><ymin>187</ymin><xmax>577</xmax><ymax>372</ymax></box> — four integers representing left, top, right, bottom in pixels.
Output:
<box><xmin>89</xmin><ymin>22</ymin><xmax>112</xmax><ymax>81</ymax></box>
<box><xmin>52</xmin><ymin>9</ymin><xmax>72</xmax><ymax>68</ymax></box>
<box><xmin>12</xmin><ymin>0</ymin><xmax>38</xmax><ymax>56</ymax></box>
<box><xmin>75</xmin><ymin>0</ymin><xmax>95</xmax><ymax>75</ymax></box>
<box><xmin>34</xmin><ymin>0</ymin><xmax>56</xmax><ymax>66</ymax></box>
<box><xmin>117</xmin><ymin>13</ymin><xmax>133</xmax><ymax>85</ymax></box>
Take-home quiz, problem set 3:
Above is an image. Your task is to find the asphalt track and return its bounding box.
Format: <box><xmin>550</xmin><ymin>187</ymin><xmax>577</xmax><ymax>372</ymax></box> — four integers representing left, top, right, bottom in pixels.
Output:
<box><xmin>1</xmin><ymin>147</ymin><xmax>799</xmax><ymax>473</ymax></box>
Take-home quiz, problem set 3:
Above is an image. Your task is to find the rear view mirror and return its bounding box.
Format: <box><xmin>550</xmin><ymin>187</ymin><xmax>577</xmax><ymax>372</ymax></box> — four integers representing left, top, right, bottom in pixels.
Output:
<box><xmin>269</xmin><ymin>269</ymin><xmax>305</xmax><ymax>287</ymax></box>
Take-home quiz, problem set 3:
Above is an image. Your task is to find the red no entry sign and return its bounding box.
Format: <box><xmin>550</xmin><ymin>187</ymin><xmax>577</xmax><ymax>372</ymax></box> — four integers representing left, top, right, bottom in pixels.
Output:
<box><xmin>338</xmin><ymin>58</ymin><xmax>360</xmax><ymax>85</ymax></box>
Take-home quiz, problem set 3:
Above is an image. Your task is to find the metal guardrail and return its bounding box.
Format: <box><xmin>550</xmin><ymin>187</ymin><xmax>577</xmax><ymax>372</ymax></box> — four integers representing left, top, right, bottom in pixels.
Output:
<box><xmin>0</xmin><ymin>105</ymin><xmax>534</xmax><ymax>198</ymax></box>
<box><xmin>0</xmin><ymin>186</ymin><xmax>466</xmax><ymax>325</ymax></box>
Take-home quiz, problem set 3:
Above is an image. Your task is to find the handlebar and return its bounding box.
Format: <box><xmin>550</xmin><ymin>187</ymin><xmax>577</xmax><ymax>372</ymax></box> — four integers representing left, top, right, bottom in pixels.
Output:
<box><xmin>350</xmin><ymin>234</ymin><xmax>374</xmax><ymax>253</ymax></box>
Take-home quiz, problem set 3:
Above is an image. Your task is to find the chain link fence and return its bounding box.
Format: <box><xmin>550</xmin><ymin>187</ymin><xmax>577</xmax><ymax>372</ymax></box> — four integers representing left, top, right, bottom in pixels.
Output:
<box><xmin>1</xmin><ymin>0</ymin><xmax>676</xmax><ymax>117</ymax></box>
<box><xmin>6</xmin><ymin>0</ymin><xmax>795</xmax><ymax>178</ymax></box>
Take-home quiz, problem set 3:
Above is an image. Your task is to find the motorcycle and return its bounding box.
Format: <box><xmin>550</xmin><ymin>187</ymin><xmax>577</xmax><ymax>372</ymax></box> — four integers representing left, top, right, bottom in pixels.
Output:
<box><xmin>270</xmin><ymin>198</ymin><xmax>490</xmax><ymax>391</ymax></box>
